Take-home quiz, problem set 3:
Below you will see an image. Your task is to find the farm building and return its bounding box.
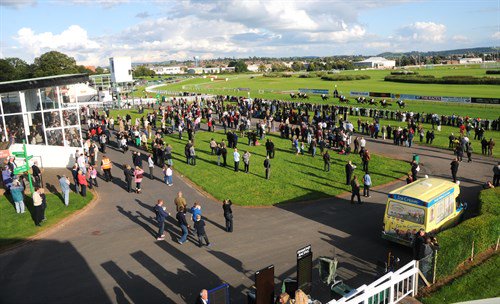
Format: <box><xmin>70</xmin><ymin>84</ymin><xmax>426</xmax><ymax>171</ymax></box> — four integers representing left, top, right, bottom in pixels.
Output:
<box><xmin>354</xmin><ymin>57</ymin><xmax>396</xmax><ymax>69</ymax></box>
<box><xmin>459</xmin><ymin>58</ymin><xmax>483</xmax><ymax>64</ymax></box>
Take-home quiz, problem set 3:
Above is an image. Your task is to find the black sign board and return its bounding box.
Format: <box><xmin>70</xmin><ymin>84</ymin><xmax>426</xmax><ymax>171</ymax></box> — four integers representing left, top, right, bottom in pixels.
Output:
<box><xmin>297</xmin><ymin>245</ymin><xmax>313</xmax><ymax>295</ymax></box>
<box><xmin>255</xmin><ymin>265</ymin><xmax>274</xmax><ymax>304</ymax></box>
<box><xmin>369</xmin><ymin>92</ymin><xmax>391</xmax><ymax>98</ymax></box>
<box><xmin>471</xmin><ymin>97</ymin><xmax>500</xmax><ymax>104</ymax></box>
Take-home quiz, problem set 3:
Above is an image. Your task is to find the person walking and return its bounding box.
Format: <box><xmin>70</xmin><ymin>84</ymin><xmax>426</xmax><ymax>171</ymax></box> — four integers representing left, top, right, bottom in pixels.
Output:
<box><xmin>163</xmin><ymin>164</ymin><xmax>173</xmax><ymax>186</ymax></box>
<box><xmin>88</xmin><ymin>165</ymin><xmax>98</xmax><ymax>188</ymax></box>
<box><xmin>189</xmin><ymin>145</ymin><xmax>196</xmax><ymax>166</ymax></box>
<box><xmin>71</xmin><ymin>164</ymin><xmax>80</xmax><ymax>193</ymax></box>
<box><xmin>176</xmin><ymin>206</ymin><xmax>189</xmax><ymax>244</ymax></box>
<box><xmin>222</xmin><ymin>199</ymin><xmax>233</xmax><ymax>232</ymax></box>
<box><xmin>59</xmin><ymin>175</ymin><xmax>70</xmax><ymax>206</ymax></box>
<box><xmin>124</xmin><ymin>164</ymin><xmax>134</xmax><ymax>193</ymax></box>
<box><xmin>221</xmin><ymin>145</ymin><xmax>227</xmax><ymax>167</ymax></box>
<box><xmin>323</xmin><ymin>151</ymin><xmax>331</xmax><ymax>172</ymax></box>
<box><xmin>77</xmin><ymin>170</ymin><xmax>88</xmax><ymax>197</ymax></box>
<box><xmin>493</xmin><ymin>162</ymin><xmax>500</xmax><ymax>187</ymax></box>
<box><xmin>174</xmin><ymin>191</ymin><xmax>187</xmax><ymax>212</ymax></box>
<box><xmin>362</xmin><ymin>150</ymin><xmax>371</xmax><ymax>172</ymax></box>
<box><xmin>350</xmin><ymin>175</ymin><xmax>362</xmax><ymax>204</ymax></box>
<box><xmin>31</xmin><ymin>161</ymin><xmax>42</xmax><ymax>188</ymax></box>
<box><xmin>154</xmin><ymin>199</ymin><xmax>170</xmax><ymax>241</ymax></box>
<box><xmin>134</xmin><ymin>166</ymin><xmax>144</xmax><ymax>193</ymax></box>
<box><xmin>101</xmin><ymin>154</ymin><xmax>113</xmax><ymax>182</ymax></box>
<box><xmin>10</xmin><ymin>180</ymin><xmax>25</xmax><ymax>214</ymax></box>
<box><xmin>345</xmin><ymin>161</ymin><xmax>356</xmax><ymax>185</ymax></box>
<box><xmin>450</xmin><ymin>157</ymin><xmax>459</xmax><ymax>183</ymax></box>
<box><xmin>243</xmin><ymin>151</ymin><xmax>250</xmax><ymax>173</ymax></box>
<box><xmin>363</xmin><ymin>171</ymin><xmax>372</xmax><ymax>198</ymax></box>
<box><xmin>233</xmin><ymin>148</ymin><xmax>240</xmax><ymax>172</ymax></box>
<box><xmin>194</xmin><ymin>214</ymin><xmax>211</xmax><ymax>247</ymax></box>
<box><xmin>411</xmin><ymin>160</ymin><xmax>419</xmax><ymax>181</ymax></box>
<box><xmin>147</xmin><ymin>154</ymin><xmax>155</xmax><ymax>179</ymax></box>
<box><xmin>33</xmin><ymin>187</ymin><xmax>43</xmax><ymax>226</ymax></box>
<box><xmin>264</xmin><ymin>156</ymin><xmax>271</xmax><ymax>180</ymax></box>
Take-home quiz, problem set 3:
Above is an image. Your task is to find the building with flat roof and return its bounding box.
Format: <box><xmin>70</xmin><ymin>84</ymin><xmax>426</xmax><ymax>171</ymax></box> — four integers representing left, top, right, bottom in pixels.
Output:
<box><xmin>354</xmin><ymin>57</ymin><xmax>396</xmax><ymax>69</ymax></box>
<box><xmin>0</xmin><ymin>74</ymin><xmax>95</xmax><ymax>167</ymax></box>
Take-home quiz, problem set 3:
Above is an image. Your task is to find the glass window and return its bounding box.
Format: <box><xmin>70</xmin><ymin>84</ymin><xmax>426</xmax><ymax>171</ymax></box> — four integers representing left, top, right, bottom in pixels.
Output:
<box><xmin>435</xmin><ymin>196</ymin><xmax>454</xmax><ymax>224</ymax></box>
<box><xmin>24</xmin><ymin>89</ymin><xmax>41</xmax><ymax>112</ymax></box>
<box><xmin>388</xmin><ymin>201</ymin><xmax>425</xmax><ymax>224</ymax></box>
<box><xmin>62</xmin><ymin>109</ymin><xmax>79</xmax><ymax>127</ymax></box>
<box><xmin>46</xmin><ymin>129</ymin><xmax>63</xmax><ymax>146</ymax></box>
<box><xmin>4</xmin><ymin>115</ymin><xmax>26</xmax><ymax>144</ymax></box>
<box><xmin>44</xmin><ymin>111</ymin><xmax>61</xmax><ymax>128</ymax></box>
<box><xmin>60</xmin><ymin>85</ymin><xmax>76</xmax><ymax>107</ymax></box>
<box><xmin>64</xmin><ymin>127</ymin><xmax>82</xmax><ymax>147</ymax></box>
<box><xmin>41</xmin><ymin>87</ymin><xmax>60</xmax><ymax>110</ymax></box>
<box><xmin>1</xmin><ymin>92</ymin><xmax>22</xmax><ymax>114</ymax></box>
<box><xmin>27</xmin><ymin>112</ymin><xmax>45</xmax><ymax>145</ymax></box>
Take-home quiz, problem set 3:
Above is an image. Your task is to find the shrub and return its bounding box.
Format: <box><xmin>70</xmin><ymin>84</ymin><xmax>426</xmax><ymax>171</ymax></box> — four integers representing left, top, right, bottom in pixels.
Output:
<box><xmin>298</xmin><ymin>74</ymin><xmax>314</xmax><ymax>78</ymax></box>
<box><xmin>435</xmin><ymin>187</ymin><xmax>500</xmax><ymax>279</ymax></box>
<box><xmin>391</xmin><ymin>70</ymin><xmax>418</xmax><ymax>75</ymax></box>
<box><xmin>485</xmin><ymin>70</ymin><xmax>500</xmax><ymax>74</ymax></box>
<box><xmin>263</xmin><ymin>72</ymin><xmax>292</xmax><ymax>78</ymax></box>
<box><xmin>384</xmin><ymin>75</ymin><xmax>500</xmax><ymax>85</ymax></box>
<box><xmin>321</xmin><ymin>74</ymin><xmax>370</xmax><ymax>81</ymax></box>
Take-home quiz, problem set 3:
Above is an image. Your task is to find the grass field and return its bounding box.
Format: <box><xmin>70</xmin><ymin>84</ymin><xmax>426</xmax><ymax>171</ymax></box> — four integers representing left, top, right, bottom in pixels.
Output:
<box><xmin>154</xmin><ymin>66</ymin><xmax>500</xmax><ymax>119</ymax></box>
<box><xmin>0</xmin><ymin>191</ymin><xmax>93</xmax><ymax>249</ymax></box>
<box><xmin>420</xmin><ymin>253</ymin><xmax>500</xmax><ymax>304</ymax></box>
<box><xmin>112</xmin><ymin>118</ymin><xmax>407</xmax><ymax>205</ymax></box>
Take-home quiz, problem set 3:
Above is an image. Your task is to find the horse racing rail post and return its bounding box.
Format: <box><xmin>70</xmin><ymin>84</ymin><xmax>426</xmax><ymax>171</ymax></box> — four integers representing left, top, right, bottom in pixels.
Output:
<box><xmin>327</xmin><ymin>260</ymin><xmax>420</xmax><ymax>304</ymax></box>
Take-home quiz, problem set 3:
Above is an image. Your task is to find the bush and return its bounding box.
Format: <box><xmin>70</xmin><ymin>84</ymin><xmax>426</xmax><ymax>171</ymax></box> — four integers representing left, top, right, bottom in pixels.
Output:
<box><xmin>298</xmin><ymin>74</ymin><xmax>314</xmax><ymax>78</ymax></box>
<box><xmin>385</xmin><ymin>75</ymin><xmax>500</xmax><ymax>85</ymax></box>
<box><xmin>263</xmin><ymin>73</ymin><xmax>292</xmax><ymax>78</ymax></box>
<box><xmin>485</xmin><ymin>70</ymin><xmax>500</xmax><ymax>74</ymax></box>
<box><xmin>435</xmin><ymin>187</ymin><xmax>500</xmax><ymax>279</ymax></box>
<box><xmin>391</xmin><ymin>70</ymin><xmax>418</xmax><ymax>75</ymax></box>
<box><xmin>321</xmin><ymin>74</ymin><xmax>370</xmax><ymax>81</ymax></box>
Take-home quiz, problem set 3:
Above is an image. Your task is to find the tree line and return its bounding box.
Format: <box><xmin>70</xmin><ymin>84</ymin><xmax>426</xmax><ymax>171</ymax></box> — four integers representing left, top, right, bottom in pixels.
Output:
<box><xmin>0</xmin><ymin>51</ymin><xmax>105</xmax><ymax>82</ymax></box>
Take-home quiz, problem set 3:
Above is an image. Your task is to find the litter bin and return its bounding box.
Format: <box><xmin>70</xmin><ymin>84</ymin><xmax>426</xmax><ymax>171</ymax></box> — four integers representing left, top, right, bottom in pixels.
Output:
<box><xmin>413</xmin><ymin>154</ymin><xmax>420</xmax><ymax>164</ymax></box>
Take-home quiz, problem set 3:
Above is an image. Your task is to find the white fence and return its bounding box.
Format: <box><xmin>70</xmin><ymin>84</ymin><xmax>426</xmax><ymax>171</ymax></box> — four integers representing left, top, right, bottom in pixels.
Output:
<box><xmin>328</xmin><ymin>260</ymin><xmax>419</xmax><ymax>304</ymax></box>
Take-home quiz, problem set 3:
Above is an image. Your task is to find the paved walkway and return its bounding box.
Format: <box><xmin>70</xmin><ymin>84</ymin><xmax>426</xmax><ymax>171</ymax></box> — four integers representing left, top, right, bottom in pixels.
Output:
<box><xmin>0</xmin><ymin>130</ymin><xmax>496</xmax><ymax>304</ymax></box>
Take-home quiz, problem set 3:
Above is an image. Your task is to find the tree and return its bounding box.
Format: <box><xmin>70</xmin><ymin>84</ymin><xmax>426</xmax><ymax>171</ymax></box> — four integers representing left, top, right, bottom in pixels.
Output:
<box><xmin>258</xmin><ymin>64</ymin><xmax>267</xmax><ymax>72</ymax></box>
<box><xmin>0</xmin><ymin>57</ymin><xmax>32</xmax><ymax>81</ymax></box>
<box><xmin>33</xmin><ymin>51</ymin><xmax>79</xmax><ymax>77</ymax></box>
<box><xmin>133</xmin><ymin>65</ymin><xmax>156</xmax><ymax>78</ymax></box>
<box><xmin>291</xmin><ymin>61</ymin><xmax>305</xmax><ymax>71</ymax></box>
<box><xmin>228</xmin><ymin>60</ymin><xmax>248</xmax><ymax>73</ymax></box>
<box><xmin>95</xmin><ymin>67</ymin><xmax>105</xmax><ymax>74</ymax></box>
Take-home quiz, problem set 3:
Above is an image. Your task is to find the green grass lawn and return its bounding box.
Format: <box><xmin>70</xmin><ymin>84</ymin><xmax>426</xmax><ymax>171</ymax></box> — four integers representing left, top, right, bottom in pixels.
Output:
<box><xmin>420</xmin><ymin>253</ymin><xmax>500</xmax><ymax>304</ymax></box>
<box><xmin>0</xmin><ymin>191</ymin><xmax>93</xmax><ymax>249</ymax></box>
<box><xmin>156</xmin><ymin>130</ymin><xmax>407</xmax><ymax>206</ymax></box>
<box><xmin>154</xmin><ymin>68</ymin><xmax>500</xmax><ymax>119</ymax></box>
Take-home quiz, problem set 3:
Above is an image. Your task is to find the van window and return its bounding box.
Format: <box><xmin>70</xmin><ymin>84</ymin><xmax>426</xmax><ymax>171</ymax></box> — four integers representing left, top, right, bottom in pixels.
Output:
<box><xmin>387</xmin><ymin>201</ymin><xmax>425</xmax><ymax>224</ymax></box>
<box><xmin>435</xmin><ymin>195</ymin><xmax>454</xmax><ymax>224</ymax></box>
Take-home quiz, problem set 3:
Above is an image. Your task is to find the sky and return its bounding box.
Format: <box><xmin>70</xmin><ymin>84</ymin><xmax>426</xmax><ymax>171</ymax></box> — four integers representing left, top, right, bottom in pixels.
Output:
<box><xmin>0</xmin><ymin>0</ymin><xmax>499</xmax><ymax>66</ymax></box>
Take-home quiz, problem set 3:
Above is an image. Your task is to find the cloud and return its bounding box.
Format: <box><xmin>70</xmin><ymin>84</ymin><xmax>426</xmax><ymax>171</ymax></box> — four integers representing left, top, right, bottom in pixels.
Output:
<box><xmin>14</xmin><ymin>25</ymin><xmax>100</xmax><ymax>63</ymax></box>
<box><xmin>396</xmin><ymin>21</ymin><xmax>446</xmax><ymax>43</ymax></box>
<box><xmin>493</xmin><ymin>32</ymin><xmax>500</xmax><ymax>40</ymax></box>
<box><xmin>452</xmin><ymin>35</ymin><xmax>469</xmax><ymax>43</ymax></box>
<box><xmin>0</xmin><ymin>0</ymin><xmax>36</xmax><ymax>8</ymax></box>
<box><xmin>70</xmin><ymin>0</ymin><xmax>129</xmax><ymax>8</ymax></box>
<box><xmin>135</xmin><ymin>11</ymin><xmax>151</xmax><ymax>18</ymax></box>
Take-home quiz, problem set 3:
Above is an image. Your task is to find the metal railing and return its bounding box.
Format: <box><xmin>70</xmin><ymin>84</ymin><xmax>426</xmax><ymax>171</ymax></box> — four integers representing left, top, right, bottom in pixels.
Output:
<box><xmin>327</xmin><ymin>260</ymin><xmax>420</xmax><ymax>304</ymax></box>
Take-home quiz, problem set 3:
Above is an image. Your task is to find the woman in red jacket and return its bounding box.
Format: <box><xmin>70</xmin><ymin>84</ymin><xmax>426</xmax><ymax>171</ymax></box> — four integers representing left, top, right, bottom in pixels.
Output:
<box><xmin>77</xmin><ymin>170</ymin><xmax>88</xmax><ymax>197</ymax></box>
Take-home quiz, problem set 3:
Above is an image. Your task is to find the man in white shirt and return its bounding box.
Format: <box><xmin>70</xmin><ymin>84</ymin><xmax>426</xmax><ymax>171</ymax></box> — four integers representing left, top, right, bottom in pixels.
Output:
<box><xmin>360</xmin><ymin>137</ymin><xmax>366</xmax><ymax>149</ymax></box>
<box><xmin>147</xmin><ymin>154</ymin><xmax>155</xmax><ymax>179</ymax></box>
<box><xmin>233</xmin><ymin>148</ymin><xmax>240</xmax><ymax>172</ymax></box>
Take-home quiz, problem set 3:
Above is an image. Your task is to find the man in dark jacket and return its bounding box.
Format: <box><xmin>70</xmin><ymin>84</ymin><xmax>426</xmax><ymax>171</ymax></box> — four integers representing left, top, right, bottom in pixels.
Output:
<box><xmin>123</xmin><ymin>164</ymin><xmax>134</xmax><ymax>193</ymax></box>
<box><xmin>345</xmin><ymin>161</ymin><xmax>356</xmax><ymax>185</ymax></box>
<box><xmin>264</xmin><ymin>156</ymin><xmax>271</xmax><ymax>180</ymax></box>
<box><xmin>323</xmin><ymin>151</ymin><xmax>331</xmax><ymax>172</ymax></box>
<box><xmin>350</xmin><ymin>175</ymin><xmax>362</xmax><ymax>204</ymax></box>
<box><xmin>194</xmin><ymin>214</ymin><xmax>210</xmax><ymax>247</ymax></box>
<box><xmin>222</xmin><ymin>199</ymin><xmax>233</xmax><ymax>232</ymax></box>
<box><xmin>154</xmin><ymin>199</ymin><xmax>170</xmax><ymax>241</ymax></box>
<box><xmin>412</xmin><ymin>229</ymin><xmax>426</xmax><ymax>260</ymax></box>
<box><xmin>450</xmin><ymin>157</ymin><xmax>459</xmax><ymax>183</ymax></box>
<box><xmin>176</xmin><ymin>206</ymin><xmax>189</xmax><ymax>244</ymax></box>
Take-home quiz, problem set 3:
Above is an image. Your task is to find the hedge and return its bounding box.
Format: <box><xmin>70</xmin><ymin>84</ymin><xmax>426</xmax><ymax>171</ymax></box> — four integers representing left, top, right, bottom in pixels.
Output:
<box><xmin>321</xmin><ymin>74</ymin><xmax>370</xmax><ymax>81</ymax></box>
<box><xmin>263</xmin><ymin>73</ymin><xmax>292</xmax><ymax>78</ymax></box>
<box><xmin>391</xmin><ymin>70</ymin><xmax>418</xmax><ymax>75</ymax></box>
<box><xmin>435</xmin><ymin>187</ymin><xmax>500</xmax><ymax>279</ymax></box>
<box><xmin>385</xmin><ymin>75</ymin><xmax>500</xmax><ymax>85</ymax></box>
<box><xmin>485</xmin><ymin>70</ymin><xmax>500</xmax><ymax>74</ymax></box>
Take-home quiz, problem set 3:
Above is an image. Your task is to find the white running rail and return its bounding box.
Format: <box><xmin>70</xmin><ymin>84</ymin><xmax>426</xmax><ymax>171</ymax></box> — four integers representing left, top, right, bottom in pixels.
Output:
<box><xmin>328</xmin><ymin>260</ymin><xmax>420</xmax><ymax>304</ymax></box>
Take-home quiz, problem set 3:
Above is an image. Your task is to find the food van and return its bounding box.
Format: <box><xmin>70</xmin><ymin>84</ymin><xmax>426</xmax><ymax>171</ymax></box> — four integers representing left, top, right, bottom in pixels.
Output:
<box><xmin>382</xmin><ymin>178</ymin><xmax>466</xmax><ymax>246</ymax></box>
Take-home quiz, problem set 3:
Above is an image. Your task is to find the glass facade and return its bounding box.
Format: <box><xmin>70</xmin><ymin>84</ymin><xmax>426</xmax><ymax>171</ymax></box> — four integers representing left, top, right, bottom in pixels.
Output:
<box><xmin>0</xmin><ymin>85</ymin><xmax>83</xmax><ymax>148</ymax></box>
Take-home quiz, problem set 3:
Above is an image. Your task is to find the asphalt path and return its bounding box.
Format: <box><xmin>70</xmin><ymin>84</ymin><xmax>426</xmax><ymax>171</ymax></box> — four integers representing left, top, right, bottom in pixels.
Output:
<box><xmin>0</xmin><ymin>129</ymin><xmax>496</xmax><ymax>304</ymax></box>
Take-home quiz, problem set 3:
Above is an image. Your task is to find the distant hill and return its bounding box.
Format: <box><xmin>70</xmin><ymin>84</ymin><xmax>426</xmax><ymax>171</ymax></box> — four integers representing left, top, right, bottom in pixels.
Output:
<box><xmin>378</xmin><ymin>47</ymin><xmax>498</xmax><ymax>58</ymax></box>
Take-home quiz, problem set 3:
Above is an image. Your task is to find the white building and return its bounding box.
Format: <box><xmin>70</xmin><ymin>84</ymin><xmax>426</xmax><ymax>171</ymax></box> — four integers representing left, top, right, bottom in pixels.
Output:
<box><xmin>151</xmin><ymin>66</ymin><xmax>184</xmax><ymax>75</ymax></box>
<box><xmin>354</xmin><ymin>57</ymin><xmax>396</xmax><ymax>69</ymax></box>
<box><xmin>459</xmin><ymin>58</ymin><xmax>483</xmax><ymax>64</ymax></box>
<box><xmin>187</xmin><ymin>67</ymin><xmax>221</xmax><ymax>74</ymax></box>
<box><xmin>109</xmin><ymin>57</ymin><xmax>133</xmax><ymax>83</ymax></box>
<box><xmin>0</xmin><ymin>74</ymin><xmax>97</xmax><ymax>167</ymax></box>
